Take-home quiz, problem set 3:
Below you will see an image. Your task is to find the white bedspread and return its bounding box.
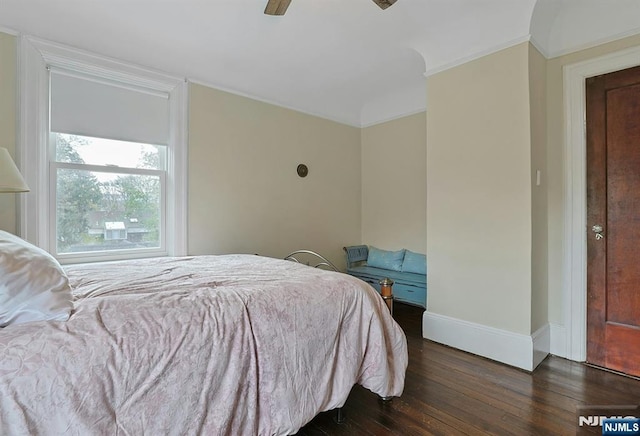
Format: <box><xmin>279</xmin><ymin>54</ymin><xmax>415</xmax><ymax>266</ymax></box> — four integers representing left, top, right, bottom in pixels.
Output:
<box><xmin>0</xmin><ymin>255</ymin><xmax>407</xmax><ymax>435</ymax></box>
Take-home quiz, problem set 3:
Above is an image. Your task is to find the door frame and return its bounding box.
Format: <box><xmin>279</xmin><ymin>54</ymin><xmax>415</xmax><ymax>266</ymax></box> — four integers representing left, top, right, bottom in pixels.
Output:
<box><xmin>562</xmin><ymin>45</ymin><xmax>640</xmax><ymax>362</ymax></box>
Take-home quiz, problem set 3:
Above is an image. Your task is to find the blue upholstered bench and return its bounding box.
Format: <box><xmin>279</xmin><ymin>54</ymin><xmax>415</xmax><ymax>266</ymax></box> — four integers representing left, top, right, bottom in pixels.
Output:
<box><xmin>343</xmin><ymin>245</ymin><xmax>426</xmax><ymax>308</ymax></box>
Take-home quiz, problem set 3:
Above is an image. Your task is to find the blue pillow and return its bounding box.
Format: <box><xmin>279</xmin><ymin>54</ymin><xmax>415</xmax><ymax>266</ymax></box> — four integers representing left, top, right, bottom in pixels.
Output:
<box><xmin>401</xmin><ymin>250</ymin><xmax>426</xmax><ymax>275</ymax></box>
<box><xmin>367</xmin><ymin>247</ymin><xmax>405</xmax><ymax>272</ymax></box>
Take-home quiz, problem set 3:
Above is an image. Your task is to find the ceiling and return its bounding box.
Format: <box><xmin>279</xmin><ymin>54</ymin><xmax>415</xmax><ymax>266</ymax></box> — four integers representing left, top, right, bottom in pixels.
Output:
<box><xmin>1</xmin><ymin>0</ymin><xmax>639</xmax><ymax>127</ymax></box>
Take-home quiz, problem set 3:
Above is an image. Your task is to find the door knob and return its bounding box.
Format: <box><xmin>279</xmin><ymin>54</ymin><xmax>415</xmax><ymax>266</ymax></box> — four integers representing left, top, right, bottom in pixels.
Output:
<box><xmin>592</xmin><ymin>224</ymin><xmax>604</xmax><ymax>240</ymax></box>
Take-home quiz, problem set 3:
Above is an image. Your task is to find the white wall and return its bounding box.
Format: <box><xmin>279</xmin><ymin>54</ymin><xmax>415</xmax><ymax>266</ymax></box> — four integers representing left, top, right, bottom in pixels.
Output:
<box><xmin>188</xmin><ymin>83</ymin><xmax>362</xmax><ymax>269</ymax></box>
<box><xmin>361</xmin><ymin>112</ymin><xmax>426</xmax><ymax>254</ymax></box>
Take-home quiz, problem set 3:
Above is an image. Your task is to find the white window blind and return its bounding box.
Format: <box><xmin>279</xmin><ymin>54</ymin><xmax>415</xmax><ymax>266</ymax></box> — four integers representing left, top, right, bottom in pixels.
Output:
<box><xmin>50</xmin><ymin>71</ymin><xmax>170</xmax><ymax>145</ymax></box>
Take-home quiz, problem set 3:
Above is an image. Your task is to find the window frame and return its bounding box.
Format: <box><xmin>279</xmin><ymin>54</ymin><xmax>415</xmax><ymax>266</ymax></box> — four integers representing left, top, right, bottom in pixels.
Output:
<box><xmin>18</xmin><ymin>36</ymin><xmax>188</xmax><ymax>263</ymax></box>
<box><xmin>50</xmin><ymin>152</ymin><xmax>167</xmax><ymax>261</ymax></box>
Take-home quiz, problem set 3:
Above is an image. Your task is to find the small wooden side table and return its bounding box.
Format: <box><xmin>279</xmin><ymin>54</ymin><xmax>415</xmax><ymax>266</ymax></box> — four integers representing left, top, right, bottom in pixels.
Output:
<box><xmin>379</xmin><ymin>277</ymin><xmax>394</xmax><ymax>315</ymax></box>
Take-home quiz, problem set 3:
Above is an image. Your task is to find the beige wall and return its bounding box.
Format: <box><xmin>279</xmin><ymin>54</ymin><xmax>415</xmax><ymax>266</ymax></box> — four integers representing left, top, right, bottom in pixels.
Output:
<box><xmin>529</xmin><ymin>44</ymin><xmax>548</xmax><ymax>333</ymax></box>
<box><xmin>188</xmin><ymin>83</ymin><xmax>362</xmax><ymax>269</ymax></box>
<box><xmin>361</xmin><ymin>112</ymin><xmax>426</xmax><ymax>254</ymax></box>
<box><xmin>546</xmin><ymin>34</ymin><xmax>640</xmax><ymax>325</ymax></box>
<box><xmin>426</xmin><ymin>43</ymin><xmax>533</xmax><ymax>334</ymax></box>
<box><xmin>0</xmin><ymin>32</ymin><xmax>17</xmax><ymax>234</ymax></box>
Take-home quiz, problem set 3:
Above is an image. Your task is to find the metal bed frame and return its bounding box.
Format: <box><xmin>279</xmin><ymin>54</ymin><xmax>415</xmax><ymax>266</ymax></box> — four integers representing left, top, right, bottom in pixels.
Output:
<box><xmin>283</xmin><ymin>249</ymin><xmax>339</xmax><ymax>272</ymax></box>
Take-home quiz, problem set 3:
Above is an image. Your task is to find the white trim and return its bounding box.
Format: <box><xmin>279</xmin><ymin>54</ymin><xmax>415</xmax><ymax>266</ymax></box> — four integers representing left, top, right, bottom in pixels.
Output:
<box><xmin>423</xmin><ymin>34</ymin><xmax>531</xmax><ymax>78</ymax></box>
<box><xmin>50</xmin><ymin>66</ymin><xmax>170</xmax><ymax>99</ymax></box>
<box><xmin>18</xmin><ymin>36</ymin><xmax>49</xmax><ymax>244</ymax></box>
<box><xmin>562</xmin><ymin>45</ymin><xmax>640</xmax><ymax>361</ymax></box>
<box><xmin>18</xmin><ymin>35</ymin><xmax>188</xmax><ymax>257</ymax></box>
<box><xmin>549</xmin><ymin>322</ymin><xmax>567</xmax><ymax>357</ymax></box>
<box><xmin>168</xmin><ymin>79</ymin><xmax>189</xmax><ymax>256</ymax></box>
<box><xmin>27</xmin><ymin>37</ymin><xmax>181</xmax><ymax>92</ymax></box>
<box><xmin>532</xmin><ymin>323</ymin><xmax>551</xmax><ymax>369</ymax></box>
<box><xmin>528</xmin><ymin>34</ymin><xmax>550</xmax><ymax>59</ymax></box>
<box><xmin>192</xmin><ymin>75</ymin><xmax>424</xmax><ymax>128</ymax></box>
<box><xmin>0</xmin><ymin>25</ymin><xmax>19</xmax><ymax>36</ymax></box>
<box><xmin>422</xmin><ymin>311</ymin><xmax>547</xmax><ymax>371</ymax></box>
<box><xmin>188</xmin><ymin>78</ymin><xmax>360</xmax><ymax>128</ymax></box>
<box><xmin>548</xmin><ymin>27</ymin><xmax>640</xmax><ymax>59</ymax></box>
<box><xmin>360</xmin><ymin>107</ymin><xmax>426</xmax><ymax>128</ymax></box>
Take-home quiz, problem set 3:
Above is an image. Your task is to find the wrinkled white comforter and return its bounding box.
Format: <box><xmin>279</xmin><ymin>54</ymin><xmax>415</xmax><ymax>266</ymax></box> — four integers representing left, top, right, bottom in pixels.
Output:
<box><xmin>0</xmin><ymin>255</ymin><xmax>407</xmax><ymax>435</ymax></box>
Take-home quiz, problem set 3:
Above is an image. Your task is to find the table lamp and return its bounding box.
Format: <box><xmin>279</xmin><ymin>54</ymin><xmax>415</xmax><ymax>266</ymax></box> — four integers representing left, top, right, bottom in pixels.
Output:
<box><xmin>0</xmin><ymin>147</ymin><xmax>29</xmax><ymax>193</ymax></box>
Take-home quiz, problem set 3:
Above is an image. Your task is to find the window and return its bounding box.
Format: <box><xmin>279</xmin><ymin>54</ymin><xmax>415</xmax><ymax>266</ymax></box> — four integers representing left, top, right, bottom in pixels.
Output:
<box><xmin>52</xmin><ymin>133</ymin><xmax>165</xmax><ymax>255</ymax></box>
<box><xmin>19</xmin><ymin>37</ymin><xmax>187</xmax><ymax>263</ymax></box>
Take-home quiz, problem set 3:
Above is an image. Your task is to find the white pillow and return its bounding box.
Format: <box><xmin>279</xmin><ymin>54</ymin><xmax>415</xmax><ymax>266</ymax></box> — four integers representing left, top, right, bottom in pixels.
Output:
<box><xmin>0</xmin><ymin>230</ymin><xmax>73</xmax><ymax>327</ymax></box>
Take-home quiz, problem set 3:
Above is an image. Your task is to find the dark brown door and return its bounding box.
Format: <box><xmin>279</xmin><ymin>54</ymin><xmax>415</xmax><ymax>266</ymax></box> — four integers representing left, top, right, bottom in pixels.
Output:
<box><xmin>586</xmin><ymin>65</ymin><xmax>640</xmax><ymax>378</ymax></box>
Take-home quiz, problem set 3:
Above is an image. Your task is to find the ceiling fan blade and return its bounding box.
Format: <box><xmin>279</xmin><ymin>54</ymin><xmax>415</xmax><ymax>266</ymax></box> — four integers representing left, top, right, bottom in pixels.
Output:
<box><xmin>372</xmin><ymin>0</ymin><xmax>397</xmax><ymax>10</ymax></box>
<box><xmin>264</xmin><ymin>0</ymin><xmax>292</xmax><ymax>15</ymax></box>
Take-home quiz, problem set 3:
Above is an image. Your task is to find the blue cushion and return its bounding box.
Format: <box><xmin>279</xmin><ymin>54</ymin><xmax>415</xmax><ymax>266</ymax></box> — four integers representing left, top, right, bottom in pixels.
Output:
<box><xmin>367</xmin><ymin>247</ymin><xmax>405</xmax><ymax>272</ymax></box>
<box><xmin>401</xmin><ymin>250</ymin><xmax>426</xmax><ymax>275</ymax></box>
<box><xmin>347</xmin><ymin>266</ymin><xmax>426</xmax><ymax>285</ymax></box>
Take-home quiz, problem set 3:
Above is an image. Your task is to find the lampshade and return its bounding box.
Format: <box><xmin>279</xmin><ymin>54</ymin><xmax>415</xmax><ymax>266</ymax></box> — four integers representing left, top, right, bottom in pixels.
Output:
<box><xmin>0</xmin><ymin>147</ymin><xmax>30</xmax><ymax>193</ymax></box>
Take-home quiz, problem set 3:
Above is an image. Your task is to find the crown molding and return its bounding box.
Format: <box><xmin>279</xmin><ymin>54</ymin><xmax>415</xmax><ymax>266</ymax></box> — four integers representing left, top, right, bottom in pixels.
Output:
<box><xmin>546</xmin><ymin>26</ymin><xmax>640</xmax><ymax>59</ymax></box>
<box><xmin>424</xmin><ymin>34</ymin><xmax>532</xmax><ymax>77</ymax></box>
<box><xmin>188</xmin><ymin>77</ymin><xmax>361</xmax><ymax>128</ymax></box>
<box><xmin>0</xmin><ymin>25</ymin><xmax>19</xmax><ymax>36</ymax></box>
<box><xmin>191</xmin><ymin>76</ymin><xmax>428</xmax><ymax>128</ymax></box>
<box><xmin>528</xmin><ymin>34</ymin><xmax>550</xmax><ymax>59</ymax></box>
<box><xmin>360</xmin><ymin>107</ymin><xmax>426</xmax><ymax>128</ymax></box>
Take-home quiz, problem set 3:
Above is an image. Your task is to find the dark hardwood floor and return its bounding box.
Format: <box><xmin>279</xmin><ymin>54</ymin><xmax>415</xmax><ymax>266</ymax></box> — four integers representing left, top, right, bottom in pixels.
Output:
<box><xmin>297</xmin><ymin>303</ymin><xmax>640</xmax><ymax>435</ymax></box>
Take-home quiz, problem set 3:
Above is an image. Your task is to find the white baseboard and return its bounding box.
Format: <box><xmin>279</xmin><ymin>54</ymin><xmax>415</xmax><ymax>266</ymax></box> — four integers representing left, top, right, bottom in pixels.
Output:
<box><xmin>422</xmin><ymin>311</ymin><xmax>550</xmax><ymax>371</ymax></box>
<box><xmin>549</xmin><ymin>322</ymin><xmax>567</xmax><ymax>358</ymax></box>
<box><xmin>532</xmin><ymin>323</ymin><xmax>551</xmax><ymax>369</ymax></box>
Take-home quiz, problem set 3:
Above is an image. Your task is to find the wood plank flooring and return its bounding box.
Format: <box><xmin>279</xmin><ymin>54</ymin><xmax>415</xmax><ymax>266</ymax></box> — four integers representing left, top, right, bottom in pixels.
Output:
<box><xmin>296</xmin><ymin>303</ymin><xmax>640</xmax><ymax>435</ymax></box>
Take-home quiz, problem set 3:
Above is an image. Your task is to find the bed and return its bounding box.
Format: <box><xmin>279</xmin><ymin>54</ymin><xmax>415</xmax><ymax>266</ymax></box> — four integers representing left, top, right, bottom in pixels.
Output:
<box><xmin>0</xmin><ymin>232</ymin><xmax>408</xmax><ymax>435</ymax></box>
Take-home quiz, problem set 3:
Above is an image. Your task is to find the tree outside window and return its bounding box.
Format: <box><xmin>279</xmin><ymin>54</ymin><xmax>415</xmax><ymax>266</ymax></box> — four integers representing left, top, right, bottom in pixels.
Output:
<box><xmin>54</xmin><ymin>134</ymin><xmax>164</xmax><ymax>254</ymax></box>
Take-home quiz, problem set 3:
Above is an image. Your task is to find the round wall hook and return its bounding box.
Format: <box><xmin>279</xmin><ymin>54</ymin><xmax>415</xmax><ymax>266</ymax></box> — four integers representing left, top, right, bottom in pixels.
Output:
<box><xmin>297</xmin><ymin>164</ymin><xmax>308</xmax><ymax>178</ymax></box>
